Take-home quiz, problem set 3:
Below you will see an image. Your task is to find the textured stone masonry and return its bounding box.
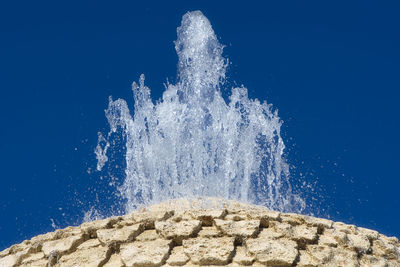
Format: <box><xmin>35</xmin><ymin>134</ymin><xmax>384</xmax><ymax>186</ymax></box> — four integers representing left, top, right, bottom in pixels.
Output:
<box><xmin>1</xmin><ymin>199</ymin><xmax>399</xmax><ymax>266</ymax></box>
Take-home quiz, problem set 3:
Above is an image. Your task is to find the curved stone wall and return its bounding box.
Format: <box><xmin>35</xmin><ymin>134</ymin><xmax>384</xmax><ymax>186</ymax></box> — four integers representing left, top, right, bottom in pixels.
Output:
<box><xmin>1</xmin><ymin>199</ymin><xmax>399</xmax><ymax>266</ymax></box>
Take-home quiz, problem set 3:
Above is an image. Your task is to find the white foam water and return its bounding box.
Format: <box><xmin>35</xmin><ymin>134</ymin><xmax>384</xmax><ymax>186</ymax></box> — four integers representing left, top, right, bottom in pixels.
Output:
<box><xmin>95</xmin><ymin>11</ymin><xmax>305</xmax><ymax>214</ymax></box>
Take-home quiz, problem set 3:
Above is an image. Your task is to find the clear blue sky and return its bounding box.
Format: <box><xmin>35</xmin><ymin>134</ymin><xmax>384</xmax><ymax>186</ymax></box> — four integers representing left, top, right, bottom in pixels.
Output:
<box><xmin>1</xmin><ymin>1</ymin><xmax>399</xmax><ymax>250</ymax></box>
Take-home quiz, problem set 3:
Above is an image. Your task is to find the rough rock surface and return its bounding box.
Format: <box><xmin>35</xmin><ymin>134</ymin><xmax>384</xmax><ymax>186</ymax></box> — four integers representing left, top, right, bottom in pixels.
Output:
<box><xmin>1</xmin><ymin>199</ymin><xmax>399</xmax><ymax>266</ymax></box>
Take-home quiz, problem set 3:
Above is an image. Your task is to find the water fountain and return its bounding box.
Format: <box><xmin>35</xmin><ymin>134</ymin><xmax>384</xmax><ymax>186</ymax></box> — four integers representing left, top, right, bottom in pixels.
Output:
<box><xmin>95</xmin><ymin>10</ymin><xmax>305</xmax><ymax>214</ymax></box>
<box><xmin>1</xmin><ymin>11</ymin><xmax>399</xmax><ymax>267</ymax></box>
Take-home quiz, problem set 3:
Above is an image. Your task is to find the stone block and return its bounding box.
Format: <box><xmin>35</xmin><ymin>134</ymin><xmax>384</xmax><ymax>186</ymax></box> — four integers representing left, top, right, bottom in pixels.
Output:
<box><xmin>155</xmin><ymin>220</ymin><xmax>201</xmax><ymax>244</ymax></box>
<box><xmin>214</xmin><ymin>219</ymin><xmax>260</xmax><ymax>240</ymax></box>
<box><xmin>183</xmin><ymin>237</ymin><xmax>235</xmax><ymax>265</ymax></box>
<box><xmin>97</xmin><ymin>223</ymin><xmax>144</xmax><ymax>245</ymax></box>
<box><xmin>232</xmin><ymin>246</ymin><xmax>254</xmax><ymax>265</ymax></box>
<box><xmin>246</xmin><ymin>238</ymin><xmax>298</xmax><ymax>266</ymax></box>
<box><xmin>185</xmin><ymin>209</ymin><xmax>227</xmax><ymax>225</ymax></box>
<box><xmin>166</xmin><ymin>246</ymin><xmax>189</xmax><ymax>266</ymax></box>
<box><xmin>103</xmin><ymin>254</ymin><xmax>124</xmax><ymax>267</ymax></box>
<box><xmin>347</xmin><ymin>233</ymin><xmax>370</xmax><ymax>253</ymax></box>
<box><xmin>42</xmin><ymin>234</ymin><xmax>84</xmax><ymax>257</ymax></box>
<box><xmin>135</xmin><ymin>229</ymin><xmax>159</xmax><ymax>241</ymax></box>
<box><xmin>120</xmin><ymin>239</ymin><xmax>172</xmax><ymax>267</ymax></box>
<box><xmin>197</xmin><ymin>226</ymin><xmax>222</xmax><ymax>238</ymax></box>
<box><xmin>56</xmin><ymin>245</ymin><xmax>110</xmax><ymax>267</ymax></box>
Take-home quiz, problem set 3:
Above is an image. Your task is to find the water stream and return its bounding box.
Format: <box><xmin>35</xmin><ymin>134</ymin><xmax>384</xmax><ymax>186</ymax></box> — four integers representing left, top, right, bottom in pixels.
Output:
<box><xmin>94</xmin><ymin>11</ymin><xmax>305</xmax><ymax>215</ymax></box>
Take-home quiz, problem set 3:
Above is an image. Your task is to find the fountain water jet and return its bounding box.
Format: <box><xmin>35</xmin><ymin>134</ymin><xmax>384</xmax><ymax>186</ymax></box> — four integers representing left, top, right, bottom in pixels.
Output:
<box><xmin>96</xmin><ymin>11</ymin><xmax>305</xmax><ymax>214</ymax></box>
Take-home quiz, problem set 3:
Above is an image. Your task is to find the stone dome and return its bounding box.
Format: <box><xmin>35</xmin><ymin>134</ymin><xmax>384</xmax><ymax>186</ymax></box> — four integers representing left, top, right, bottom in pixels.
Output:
<box><xmin>1</xmin><ymin>199</ymin><xmax>399</xmax><ymax>266</ymax></box>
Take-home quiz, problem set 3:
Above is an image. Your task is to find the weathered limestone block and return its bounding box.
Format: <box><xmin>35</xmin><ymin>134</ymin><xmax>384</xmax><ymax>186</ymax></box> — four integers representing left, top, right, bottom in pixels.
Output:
<box><xmin>155</xmin><ymin>220</ymin><xmax>201</xmax><ymax>244</ymax></box>
<box><xmin>303</xmin><ymin>216</ymin><xmax>333</xmax><ymax>230</ymax></box>
<box><xmin>270</xmin><ymin>221</ymin><xmax>294</xmax><ymax>238</ymax></box>
<box><xmin>318</xmin><ymin>228</ymin><xmax>348</xmax><ymax>247</ymax></box>
<box><xmin>373</xmin><ymin>238</ymin><xmax>399</xmax><ymax>260</ymax></box>
<box><xmin>21</xmin><ymin>258</ymin><xmax>48</xmax><ymax>267</ymax></box>
<box><xmin>186</xmin><ymin>209</ymin><xmax>227</xmax><ymax>226</ymax></box>
<box><xmin>298</xmin><ymin>245</ymin><xmax>334</xmax><ymax>266</ymax></box>
<box><xmin>232</xmin><ymin>246</ymin><xmax>254</xmax><ymax>265</ymax></box>
<box><xmin>292</xmin><ymin>224</ymin><xmax>318</xmax><ymax>244</ymax></box>
<box><xmin>333</xmin><ymin>222</ymin><xmax>358</xmax><ymax>234</ymax></box>
<box><xmin>379</xmin><ymin>234</ymin><xmax>400</xmax><ymax>255</ymax></box>
<box><xmin>197</xmin><ymin>226</ymin><xmax>222</xmax><ymax>238</ymax></box>
<box><xmin>166</xmin><ymin>246</ymin><xmax>189</xmax><ymax>266</ymax></box>
<box><xmin>0</xmin><ymin>254</ymin><xmax>19</xmax><ymax>267</ymax></box>
<box><xmin>0</xmin><ymin>247</ymin><xmax>10</xmax><ymax>258</ymax></box>
<box><xmin>41</xmin><ymin>234</ymin><xmax>84</xmax><ymax>257</ymax></box>
<box><xmin>280</xmin><ymin>213</ymin><xmax>307</xmax><ymax>226</ymax></box>
<box><xmin>298</xmin><ymin>251</ymin><xmax>316</xmax><ymax>267</ymax></box>
<box><xmin>222</xmin><ymin>202</ymin><xmax>259</xmax><ymax>214</ymax></box>
<box><xmin>56</xmin><ymin>226</ymin><xmax>83</xmax><ymax>239</ymax></box>
<box><xmin>329</xmin><ymin>247</ymin><xmax>359</xmax><ymax>267</ymax></box>
<box><xmin>380</xmin><ymin>235</ymin><xmax>400</xmax><ymax>245</ymax></box>
<box><xmin>76</xmin><ymin>238</ymin><xmax>101</xmax><ymax>250</ymax></box>
<box><xmin>252</xmin><ymin>262</ymin><xmax>269</xmax><ymax>267</ymax></box>
<box><xmin>96</xmin><ymin>223</ymin><xmax>143</xmax><ymax>245</ymax></box>
<box><xmin>298</xmin><ymin>250</ymin><xmax>317</xmax><ymax>267</ymax></box>
<box><xmin>246</xmin><ymin>238</ymin><xmax>298</xmax><ymax>266</ymax></box>
<box><xmin>244</xmin><ymin>209</ymin><xmax>281</xmax><ymax>227</ymax></box>
<box><xmin>20</xmin><ymin>252</ymin><xmax>45</xmax><ymax>265</ymax></box>
<box><xmin>0</xmin><ymin>242</ymin><xmax>34</xmax><ymax>267</ymax></box>
<box><xmin>183</xmin><ymin>237</ymin><xmax>235</xmax><ymax>265</ymax></box>
<box><xmin>225</xmin><ymin>214</ymin><xmax>247</xmax><ymax>221</ymax></box>
<box><xmin>30</xmin><ymin>232</ymin><xmax>58</xmax><ymax>245</ymax></box>
<box><xmin>318</xmin><ymin>233</ymin><xmax>339</xmax><ymax>247</ymax></box>
<box><xmin>360</xmin><ymin>254</ymin><xmax>389</xmax><ymax>267</ymax></box>
<box><xmin>358</xmin><ymin>227</ymin><xmax>379</xmax><ymax>241</ymax></box>
<box><xmin>258</xmin><ymin>228</ymin><xmax>285</xmax><ymax>239</ymax></box>
<box><xmin>115</xmin><ymin>219</ymin><xmax>137</xmax><ymax>228</ymax></box>
<box><xmin>120</xmin><ymin>239</ymin><xmax>172</xmax><ymax>267</ymax></box>
<box><xmin>80</xmin><ymin>217</ymin><xmax>116</xmax><ymax>237</ymax></box>
<box><xmin>56</xmin><ymin>245</ymin><xmax>110</xmax><ymax>267</ymax></box>
<box><xmin>103</xmin><ymin>254</ymin><xmax>124</xmax><ymax>267</ymax></box>
<box><xmin>388</xmin><ymin>259</ymin><xmax>400</xmax><ymax>266</ymax></box>
<box><xmin>214</xmin><ymin>219</ymin><xmax>260</xmax><ymax>240</ymax></box>
<box><xmin>135</xmin><ymin>229</ymin><xmax>159</xmax><ymax>241</ymax></box>
<box><xmin>298</xmin><ymin>245</ymin><xmax>358</xmax><ymax>267</ymax></box>
<box><xmin>347</xmin><ymin>233</ymin><xmax>370</xmax><ymax>252</ymax></box>
<box><xmin>8</xmin><ymin>241</ymin><xmax>33</xmax><ymax>254</ymax></box>
<box><xmin>126</xmin><ymin>210</ymin><xmax>174</xmax><ymax>229</ymax></box>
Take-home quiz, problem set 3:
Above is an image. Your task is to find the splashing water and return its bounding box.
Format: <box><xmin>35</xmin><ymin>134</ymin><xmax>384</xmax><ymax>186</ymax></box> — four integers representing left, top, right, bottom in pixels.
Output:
<box><xmin>96</xmin><ymin>11</ymin><xmax>305</xmax><ymax>214</ymax></box>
